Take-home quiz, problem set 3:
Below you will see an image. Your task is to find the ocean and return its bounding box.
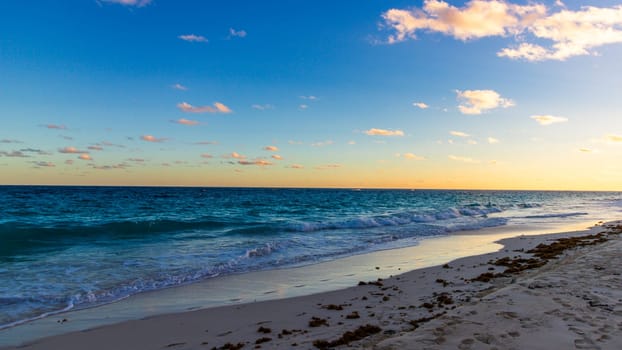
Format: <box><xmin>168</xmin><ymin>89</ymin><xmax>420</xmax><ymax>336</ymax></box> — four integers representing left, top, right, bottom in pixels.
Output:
<box><xmin>1</xmin><ymin>186</ymin><xmax>621</xmax><ymax>329</ymax></box>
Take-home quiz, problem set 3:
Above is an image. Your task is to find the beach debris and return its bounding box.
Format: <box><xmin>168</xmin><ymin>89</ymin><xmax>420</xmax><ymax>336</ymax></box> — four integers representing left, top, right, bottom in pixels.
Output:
<box><xmin>211</xmin><ymin>342</ymin><xmax>245</xmax><ymax>350</ymax></box>
<box><xmin>322</xmin><ymin>304</ymin><xmax>344</xmax><ymax>310</ymax></box>
<box><xmin>409</xmin><ymin>312</ymin><xmax>446</xmax><ymax>330</ymax></box>
<box><xmin>312</xmin><ymin>324</ymin><xmax>382</xmax><ymax>349</ymax></box>
<box><xmin>309</xmin><ymin>317</ymin><xmax>329</xmax><ymax>327</ymax></box>
<box><xmin>435</xmin><ymin>278</ymin><xmax>449</xmax><ymax>287</ymax></box>
<box><xmin>345</xmin><ymin>311</ymin><xmax>360</xmax><ymax>319</ymax></box>
<box><xmin>436</xmin><ymin>293</ymin><xmax>454</xmax><ymax>306</ymax></box>
<box><xmin>528</xmin><ymin>234</ymin><xmax>608</xmax><ymax>260</ymax></box>
<box><xmin>254</xmin><ymin>337</ymin><xmax>271</xmax><ymax>344</ymax></box>
<box><xmin>256</xmin><ymin>326</ymin><xmax>271</xmax><ymax>334</ymax></box>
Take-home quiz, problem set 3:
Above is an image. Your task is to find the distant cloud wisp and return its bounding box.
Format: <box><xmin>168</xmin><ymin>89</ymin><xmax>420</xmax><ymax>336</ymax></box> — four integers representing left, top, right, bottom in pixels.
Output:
<box><xmin>456</xmin><ymin>89</ymin><xmax>514</xmax><ymax>115</ymax></box>
<box><xmin>102</xmin><ymin>0</ymin><xmax>151</xmax><ymax>7</ymax></box>
<box><xmin>449</xmin><ymin>155</ymin><xmax>480</xmax><ymax>164</ymax></box>
<box><xmin>530</xmin><ymin>115</ymin><xmax>568</xmax><ymax>125</ymax></box>
<box><xmin>365</xmin><ymin>128</ymin><xmax>405</xmax><ymax>136</ymax></box>
<box><xmin>172</xmin><ymin>83</ymin><xmax>188</xmax><ymax>91</ymax></box>
<box><xmin>450</xmin><ymin>131</ymin><xmax>470</xmax><ymax>137</ymax></box>
<box><xmin>44</xmin><ymin>124</ymin><xmax>67</xmax><ymax>130</ymax></box>
<box><xmin>403</xmin><ymin>153</ymin><xmax>425</xmax><ymax>160</ymax></box>
<box><xmin>177</xmin><ymin>102</ymin><xmax>232</xmax><ymax>114</ymax></box>
<box><xmin>178</xmin><ymin>34</ymin><xmax>208</xmax><ymax>43</ymax></box>
<box><xmin>252</xmin><ymin>104</ymin><xmax>274</xmax><ymax>110</ymax></box>
<box><xmin>171</xmin><ymin>118</ymin><xmax>200</xmax><ymax>126</ymax></box>
<box><xmin>413</xmin><ymin>102</ymin><xmax>429</xmax><ymax>109</ymax></box>
<box><xmin>141</xmin><ymin>135</ymin><xmax>167</xmax><ymax>143</ymax></box>
<box><xmin>238</xmin><ymin>159</ymin><xmax>273</xmax><ymax>166</ymax></box>
<box><xmin>264</xmin><ymin>146</ymin><xmax>278</xmax><ymax>151</ymax></box>
<box><xmin>0</xmin><ymin>151</ymin><xmax>29</xmax><ymax>158</ymax></box>
<box><xmin>58</xmin><ymin>146</ymin><xmax>87</xmax><ymax>154</ymax></box>
<box><xmin>229</xmin><ymin>28</ymin><xmax>247</xmax><ymax>38</ymax></box>
<box><xmin>606</xmin><ymin>134</ymin><xmax>622</xmax><ymax>143</ymax></box>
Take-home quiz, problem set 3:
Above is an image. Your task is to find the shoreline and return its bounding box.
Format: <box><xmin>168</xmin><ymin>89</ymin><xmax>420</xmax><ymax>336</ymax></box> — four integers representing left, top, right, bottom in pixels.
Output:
<box><xmin>1</xmin><ymin>220</ymin><xmax>615</xmax><ymax>349</ymax></box>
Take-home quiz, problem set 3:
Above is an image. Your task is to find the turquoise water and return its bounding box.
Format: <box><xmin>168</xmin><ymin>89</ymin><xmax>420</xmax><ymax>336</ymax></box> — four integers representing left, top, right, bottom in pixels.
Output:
<box><xmin>1</xmin><ymin>186</ymin><xmax>620</xmax><ymax>328</ymax></box>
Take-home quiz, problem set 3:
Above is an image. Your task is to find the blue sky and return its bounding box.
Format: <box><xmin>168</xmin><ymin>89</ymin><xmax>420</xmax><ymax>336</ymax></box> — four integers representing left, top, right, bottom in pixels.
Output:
<box><xmin>2</xmin><ymin>0</ymin><xmax>622</xmax><ymax>189</ymax></box>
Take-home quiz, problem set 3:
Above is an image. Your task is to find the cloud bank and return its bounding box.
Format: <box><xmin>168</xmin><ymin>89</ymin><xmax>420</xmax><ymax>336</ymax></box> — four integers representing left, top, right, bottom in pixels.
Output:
<box><xmin>177</xmin><ymin>102</ymin><xmax>232</xmax><ymax>114</ymax></box>
<box><xmin>382</xmin><ymin>0</ymin><xmax>622</xmax><ymax>61</ymax></box>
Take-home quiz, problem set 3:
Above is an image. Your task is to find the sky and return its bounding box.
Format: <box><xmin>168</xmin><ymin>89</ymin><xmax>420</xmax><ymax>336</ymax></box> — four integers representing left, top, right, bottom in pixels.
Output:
<box><xmin>1</xmin><ymin>0</ymin><xmax>622</xmax><ymax>190</ymax></box>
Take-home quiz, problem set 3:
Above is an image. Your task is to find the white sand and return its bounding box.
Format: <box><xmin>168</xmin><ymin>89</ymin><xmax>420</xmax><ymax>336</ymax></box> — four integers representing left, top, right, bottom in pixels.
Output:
<box><xmin>2</xmin><ymin>222</ymin><xmax>621</xmax><ymax>350</ymax></box>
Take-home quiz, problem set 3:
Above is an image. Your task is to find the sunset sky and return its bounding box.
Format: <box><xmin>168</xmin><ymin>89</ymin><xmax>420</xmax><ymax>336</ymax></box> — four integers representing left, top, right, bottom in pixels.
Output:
<box><xmin>1</xmin><ymin>0</ymin><xmax>622</xmax><ymax>189</ymax></box>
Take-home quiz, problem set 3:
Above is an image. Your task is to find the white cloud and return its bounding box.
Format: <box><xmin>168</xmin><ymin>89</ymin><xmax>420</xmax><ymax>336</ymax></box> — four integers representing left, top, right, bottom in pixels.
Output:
<box><xmin>299</xmin><ymin>95</ymin><xmax>318</xmax><ymax>100</ymax></box>
<box><xmin>59</xmin><ymin>146</ymin><xmax>87</xmax><ymax>154</ymax></box>
<box><xmin>264</xmin><ymin>146</ymin><xmax>279</xmax><ymax>151</ymax></box>
<box><xmin>382</xmin><ymin>0</ymin><xmax>622</xmax><ymax>61</ymax></box>
<box><xmin>450</xmin><ymin>130</ymin><xmax>470</xmax><ymax>137</ymax></box>
<box><xmin>413</xmin><ymin>102</ymin><xmax>429</xmax><ymax>109</ymax></box>
<box><xmin>229</xmin><ymin>28</ymin><xmax>247</xmax><ymax>38</ymax></box>
<box><xmin>290</xmin><ymin>164</ymin><xmax>304</xmax><ymax>169</ymax></box>
<box><xmin>172</xmin><ymin>83</ymin><xmax>188</xmax><ymax>91</ymax></box>
<box><xmin>299</xmin><ymin>104</ymin><xmax>309</xmax><ymax>110</ymax></box>
<box><xmin>178</xmin><ymin>34</ymin><xmax>208</xmax><ymax>43</ymax></box>
<box><xmin>498</xmin><ymin>5</ymin><xmax>622</xmax><ymax>61</ymax></box>
<box><xmin>403</xmin><ymin>153</ymin><xmax>426</xmax><ymax>160</ymax></box>
<box><xmin>579</xmin><ymin>148</ymin><xmax>593</xmax><ymax>153</ymax></box>
<box><xmin>530</xmin><ymin>115</ymin><xmax>568</xmax><ymax>125</ymax></box>
<box><xmin>78</xmin><ymin>154</ymin><xmax>92</xmax><ymax>161</ymax></box>
<box><xmin>226</xmin><ymin>152</ymin><xmax>246</xmax><ymax>159</ymax></box>
<box><xmin>456</xmin><ymin>89</ymin><xmax>514</xmax><ymax>115</ymax></box>
<box><xmin>177</xmin><ymin>102</ymin><xmax>232</xmax><ymax>114</ymax></box>
<box><xmin>606</xmin><ymin>134</ymin><xmax>622</xmax><ymax>143</ymax></box>
<box><xmin>271</xmin><ymin>154</ymin><xmax>283</xmax><ymax>160</ymax></box>
<box><xmin>467</xmin><ymin>139</ymin><xmax>478</xmax><ymax>145</ymax></box>
<box><xmin>365</xmin><ymin>128</ymin><xmax>405</xmax><ymax>136</ymax></box>
<box><xmin>171</xmin><ymin>118</ymin><xmax>200</xmax><ymax>126</ymax></box>
<box><xmin>487</xmin><ymin>137</ymin><xmax>500</xmax><ymax>144</ymax></box>
<box><xmin>141</xmin><ymin>135</ymin><xmax>167</xmax><ymax>143</ymax></box>
<box><xmin>102</xmin><ymin>0</ymin><xmax>151</xmax><ymax>7</ymax></box>
<box><xmin>448</xmin><ymin>155</ymin><xmax>480</xmax><ymax>163</ymax></box>
<box><xmin>382</xmin><ymin>0</ymin><xmax>545</xmax><ymax>43</ymax></box>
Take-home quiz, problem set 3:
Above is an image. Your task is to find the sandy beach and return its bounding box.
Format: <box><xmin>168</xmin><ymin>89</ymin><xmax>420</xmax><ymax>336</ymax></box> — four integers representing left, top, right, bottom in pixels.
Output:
<box><xmin>2</xmin><ymin>221</ymin><xmax>621</xmax><ymax>350</ymax></box>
